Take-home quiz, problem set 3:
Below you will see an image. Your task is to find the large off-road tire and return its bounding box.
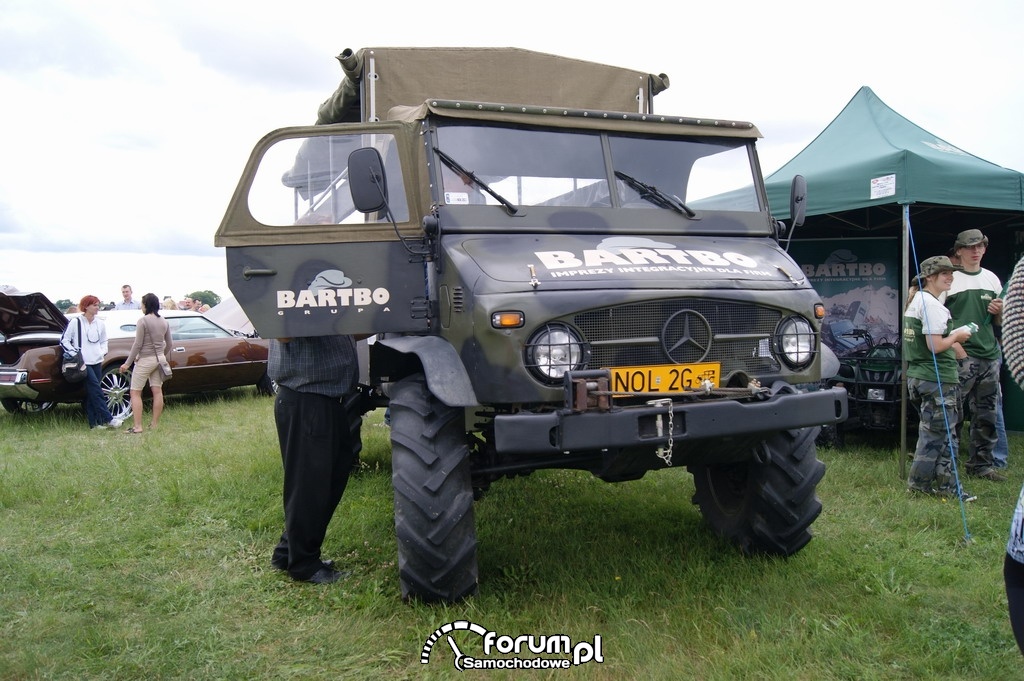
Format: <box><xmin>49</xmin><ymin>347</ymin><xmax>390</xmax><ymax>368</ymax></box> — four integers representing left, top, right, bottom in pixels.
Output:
<box><xmin>390</xmin><ymin>373</ymin><xmax>478</xmax><ymax>602</ymax></box>
<box><xmin>689</xmin><ymin>426</ymin><xmax>825</xmax><ymax>556</ymax></box>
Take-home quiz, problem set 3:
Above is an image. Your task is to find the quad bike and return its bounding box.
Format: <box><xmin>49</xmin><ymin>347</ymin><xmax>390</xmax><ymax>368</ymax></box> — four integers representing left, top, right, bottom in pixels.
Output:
<box><xmin>822</xmin><ymin>329</ymin><xmax>915</xmax><ymax>446</ymax></box>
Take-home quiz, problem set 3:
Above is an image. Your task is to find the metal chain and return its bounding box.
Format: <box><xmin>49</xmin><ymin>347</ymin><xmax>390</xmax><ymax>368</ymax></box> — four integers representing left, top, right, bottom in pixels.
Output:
<box><xmin>647</xmin><ymin>398</ymin><xmax>674</xmax><ymax>467</ymax></box>
<box><xmin>663</xmin><ymin>405</ymin><xmax>674</xmax><ymax>467</ymax></box>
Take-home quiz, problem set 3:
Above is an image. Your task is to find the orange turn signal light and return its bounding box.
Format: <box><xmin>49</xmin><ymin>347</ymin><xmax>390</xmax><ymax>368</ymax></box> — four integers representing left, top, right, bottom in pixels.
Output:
<box><xmin>491</xmin><ymin>311</ymin><xmax>525</xmax><ymax>328</ymax></box>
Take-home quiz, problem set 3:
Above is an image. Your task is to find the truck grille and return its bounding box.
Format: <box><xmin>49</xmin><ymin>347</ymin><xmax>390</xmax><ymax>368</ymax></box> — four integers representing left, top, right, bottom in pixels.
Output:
<box><xmin>574</xmin><ymin>299</ymin><xmax>782</xmax><ymax>375</ymax></box>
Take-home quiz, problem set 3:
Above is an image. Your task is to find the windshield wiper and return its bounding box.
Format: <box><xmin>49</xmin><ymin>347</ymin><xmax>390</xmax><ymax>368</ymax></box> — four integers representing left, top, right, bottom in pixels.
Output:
<box><xmin>433</xmin><ymin>147</ymin><xmax>521</xmax><ymax>216</ymax></box>
<box><xmin>614</xmin><ymin>170</ymin><xmax>699</xmax><ymax>219</ymax></box>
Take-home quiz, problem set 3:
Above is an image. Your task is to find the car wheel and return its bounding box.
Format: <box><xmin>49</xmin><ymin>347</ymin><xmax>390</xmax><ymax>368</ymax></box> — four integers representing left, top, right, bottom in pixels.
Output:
<box><xmin>100</xmin><ymin>365</ymin><xmax>132</xmax><ymax>421</ymax></box>
<box><xmin>1</xmin><ymin>398</ymin><xmax>56</xmax><ymax>414</ymax></box>
<box><xmin>256</xmin><ymin>373</ymin><xmax>277</xmax><ymax>396</ymax></box>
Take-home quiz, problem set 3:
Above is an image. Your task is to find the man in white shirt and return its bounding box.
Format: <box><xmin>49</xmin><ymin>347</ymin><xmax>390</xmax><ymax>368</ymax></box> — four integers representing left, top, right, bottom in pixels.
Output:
<box><xmin>944</xmin><ymin>229</ymin><xmax>1005</xmax><ymax>481</ymax></box>
<box><xmin>114</xmin><ymin>284</ymin><xmax>141</xmax><ymax>310</ymax></box>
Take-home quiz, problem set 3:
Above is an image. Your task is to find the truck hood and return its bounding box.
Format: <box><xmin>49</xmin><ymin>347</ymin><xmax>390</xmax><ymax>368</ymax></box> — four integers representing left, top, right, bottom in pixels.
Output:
<box><xmin>455</xmin><ymin>234</ymin><xmax>806</xmax><ymax>290</ymax></box>
<box><xmin>0</xmin><ymin>292</ymin><xmax>69</xmax><ymax>338</ymax></box>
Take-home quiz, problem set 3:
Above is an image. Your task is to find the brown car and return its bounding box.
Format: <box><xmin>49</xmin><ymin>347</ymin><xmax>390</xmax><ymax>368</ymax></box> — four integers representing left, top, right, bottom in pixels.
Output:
<box><xmin>0</xmin><ymin>292</ymin><xmax>273</xmax><ymax>418</ymax></box>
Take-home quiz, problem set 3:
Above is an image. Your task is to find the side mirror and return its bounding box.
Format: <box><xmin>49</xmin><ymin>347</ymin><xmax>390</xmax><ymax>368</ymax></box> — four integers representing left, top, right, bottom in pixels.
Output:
<box><xmin>348</xmin><ymin>147</ymin><xmax>388</xmax><ymax>214</ymax></box>
<box><xmin>789</xmin><ymin>174</ymin><xmax>807</xmax><ymax>228</ymax></box>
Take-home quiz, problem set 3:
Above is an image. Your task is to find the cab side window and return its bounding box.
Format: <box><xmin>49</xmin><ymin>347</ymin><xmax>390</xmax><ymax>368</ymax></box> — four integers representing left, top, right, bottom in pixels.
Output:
<box><xmin>248</xmin><ymin>133</ymin><xmax>409</xmax><ymax>227</ymax></box>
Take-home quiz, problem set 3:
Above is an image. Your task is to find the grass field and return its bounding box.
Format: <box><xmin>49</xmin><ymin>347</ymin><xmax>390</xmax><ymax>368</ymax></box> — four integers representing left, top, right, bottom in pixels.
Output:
<box><xmin>1</xmin><ymin>389</ymin><xmax>1022</xmax><ymax>679</ymax></box>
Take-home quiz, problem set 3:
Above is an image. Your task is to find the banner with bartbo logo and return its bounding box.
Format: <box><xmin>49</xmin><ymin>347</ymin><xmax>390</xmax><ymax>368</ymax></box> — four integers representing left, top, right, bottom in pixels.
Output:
<box><xmin>420</xmin><ymin>620</ymin><xmax>603</xmax><ymax>672</ymax></box>
<box><xmin>788</xmin><ymin>238</ymin><xmax>900</xmax><ymax>358</ymax></box>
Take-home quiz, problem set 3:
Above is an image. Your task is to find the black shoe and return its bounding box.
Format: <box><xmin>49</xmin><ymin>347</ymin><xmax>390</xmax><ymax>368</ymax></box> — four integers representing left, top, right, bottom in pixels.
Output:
<box><xmin>970</xmin><ymin>469</ymin><xmax>1007</xmax><ymax>482</ymax></box>
<box><xmin>272</xmin><ymin>557</ymin><xmax>333</xmax><ymax>571</ymax></box>
<box><xmin>302</xmin><ymin>564</ymin><xmax>349</xmax><ymax>585</ymax></box>
<box><xmin>937</xmin><ymin>488</ymin><xmax>978</xmax><ymax>502</ymax></box>
<box><xmin>908</xmin><ymin>487</ymin><xmax>977</xmax><ymax>502</ymax></box>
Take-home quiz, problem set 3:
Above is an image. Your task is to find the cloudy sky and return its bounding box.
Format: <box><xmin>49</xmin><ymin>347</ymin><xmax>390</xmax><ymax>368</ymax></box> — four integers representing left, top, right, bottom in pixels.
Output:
<box><xmin>2</xmin><ymin>0</ymin><xmax>1021</xmax><ymax>306</ymax></box>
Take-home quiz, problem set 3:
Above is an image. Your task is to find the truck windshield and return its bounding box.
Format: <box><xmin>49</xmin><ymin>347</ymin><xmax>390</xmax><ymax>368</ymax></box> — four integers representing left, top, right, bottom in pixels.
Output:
<box><xmin>433</xmin><ymin>123</ymin><xmax>760</xmax><ymax>212</ymax></box>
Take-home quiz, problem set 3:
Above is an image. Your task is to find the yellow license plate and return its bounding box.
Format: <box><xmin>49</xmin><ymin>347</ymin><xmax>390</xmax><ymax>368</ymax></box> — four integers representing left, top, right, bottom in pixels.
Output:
<box><xmin>608</xmin><ymin>363</ymin><xmax>721</xmax><ymax>394</ymax></box>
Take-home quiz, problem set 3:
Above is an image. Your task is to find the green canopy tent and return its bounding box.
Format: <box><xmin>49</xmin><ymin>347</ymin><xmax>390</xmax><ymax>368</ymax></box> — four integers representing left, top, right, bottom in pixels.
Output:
<box><xmin>764</xmin><ymin>86</ymin><xmax>1024</xmax><ymax>457</ymax></box>
<box><xmin>768</xmin><ymin>86</ymin><xmax>1023</xmax><ymax>275</ymax></box>
<box><xmin>768</xmin><ymin>86</ymin><xmax>1024</xmax><ymax>225</ymax></box>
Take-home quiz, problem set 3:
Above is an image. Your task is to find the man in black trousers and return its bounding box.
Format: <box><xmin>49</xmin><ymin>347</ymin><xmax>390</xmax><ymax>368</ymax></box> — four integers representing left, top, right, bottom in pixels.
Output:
<box><xmin>269</xmin><ymin>335</ymin><xmax>362</xmax><ymax>584</ymax></box>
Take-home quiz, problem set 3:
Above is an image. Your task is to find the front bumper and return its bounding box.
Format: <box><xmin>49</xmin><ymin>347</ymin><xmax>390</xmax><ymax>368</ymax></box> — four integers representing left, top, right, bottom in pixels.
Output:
<box><xmin>494</xmin><ymin>382</ymin><xmax>847</xmax><ymax>455</ymax></box>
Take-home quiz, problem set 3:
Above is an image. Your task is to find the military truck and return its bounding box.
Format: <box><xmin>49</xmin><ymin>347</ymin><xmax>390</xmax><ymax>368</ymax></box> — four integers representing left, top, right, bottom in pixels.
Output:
<box><xmin>215</xmin><ymin>46</ymin><xmax>848</xmax><ymax>602</ymax></box>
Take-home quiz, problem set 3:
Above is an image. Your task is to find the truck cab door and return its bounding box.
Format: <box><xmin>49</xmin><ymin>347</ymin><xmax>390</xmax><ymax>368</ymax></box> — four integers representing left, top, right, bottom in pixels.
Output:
<box><xmin>215</xmin><ymin>124</ymin><xmax>429</xmax><ymax>339</ymax></box>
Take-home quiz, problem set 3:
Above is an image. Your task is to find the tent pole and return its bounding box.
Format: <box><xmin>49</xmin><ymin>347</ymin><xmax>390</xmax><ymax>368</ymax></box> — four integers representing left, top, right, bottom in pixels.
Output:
<box><xmin>900</xmin><ymin>204</ymin><xmax>910</xmax><ymax>478</ymax></box>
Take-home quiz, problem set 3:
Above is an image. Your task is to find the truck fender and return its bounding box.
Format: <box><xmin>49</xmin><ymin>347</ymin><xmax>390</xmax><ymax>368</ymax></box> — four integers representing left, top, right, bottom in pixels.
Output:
<box><xmin>377</xmin><ymin>336</ymin><xmax>478</xmax><ymax>407</ymax></box>
<box><xmin>820</xmin><ymin>344</ymin><xmax>840</xmax><ymax>380</ymax></box>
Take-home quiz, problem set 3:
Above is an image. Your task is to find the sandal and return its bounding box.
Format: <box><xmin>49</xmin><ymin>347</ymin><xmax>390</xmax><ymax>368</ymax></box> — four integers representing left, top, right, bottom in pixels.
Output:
<box><xmin>125</xmin><ymin>427</ymin><xmax>144</xmax><ymax>434</ymax></box>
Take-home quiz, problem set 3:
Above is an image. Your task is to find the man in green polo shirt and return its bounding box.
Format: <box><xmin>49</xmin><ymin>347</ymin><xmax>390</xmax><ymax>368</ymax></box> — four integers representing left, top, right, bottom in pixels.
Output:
<box><xmin>943</xmin><ymin>229</ymin><xmax>1006</xmax><ymax>482</ymax></box>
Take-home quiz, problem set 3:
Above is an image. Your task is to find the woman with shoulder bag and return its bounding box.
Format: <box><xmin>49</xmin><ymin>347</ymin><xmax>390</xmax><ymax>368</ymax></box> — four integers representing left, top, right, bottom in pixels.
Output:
<box><xmin>119</xmin><ymin>292</ymin><xmax>173</xmax><ymax>434</ymax></box>
<box><xmin>904</xmin><ymin>256</ymin><xmax>975</xmax><ymax>501</ymax></box>
<box><xmin>63</xmin><ymin>295</ymin><xmax>122</xmax><ymax>430</ymax></box>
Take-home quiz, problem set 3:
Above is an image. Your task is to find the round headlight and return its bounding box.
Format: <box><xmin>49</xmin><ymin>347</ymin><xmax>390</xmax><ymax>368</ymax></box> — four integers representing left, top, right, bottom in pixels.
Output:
<box><xmin>525</xmin><ymin>323</ymin><xmax>587</xmax><ymax>383</ymax></box>
<box><xmin>775</xmin><ymin>316</ymin><xmax>816</xmax><ymax>370</ymax></box>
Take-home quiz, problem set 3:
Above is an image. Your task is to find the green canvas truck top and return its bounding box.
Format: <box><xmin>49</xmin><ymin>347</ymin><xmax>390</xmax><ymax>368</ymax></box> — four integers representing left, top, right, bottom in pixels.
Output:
<box><xmin>314</xmin><ymin>46</ymin><xmax>671</xmax><ymax>124</ymax></box>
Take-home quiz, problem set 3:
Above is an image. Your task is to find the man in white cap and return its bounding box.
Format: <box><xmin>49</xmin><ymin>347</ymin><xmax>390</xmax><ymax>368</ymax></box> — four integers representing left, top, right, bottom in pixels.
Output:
<box><xmin>944</xmin><ymin>229</ymin><xmax>1005</xmax><ymax>481</ymax></box>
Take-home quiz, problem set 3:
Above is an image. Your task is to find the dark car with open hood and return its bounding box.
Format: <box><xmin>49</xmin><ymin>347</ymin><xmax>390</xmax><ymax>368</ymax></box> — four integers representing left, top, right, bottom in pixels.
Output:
<box><xmin>0</xmin><ymin>291</ymin><xmax>274</xmax><ymax>419</ymax></box>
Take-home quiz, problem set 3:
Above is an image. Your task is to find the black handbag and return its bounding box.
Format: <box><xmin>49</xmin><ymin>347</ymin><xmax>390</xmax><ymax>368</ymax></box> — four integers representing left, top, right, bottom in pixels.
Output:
<box><xmin>61</xmin><ymin>318</ymin><xmax>88</xmax><ymax>383</ymax></box>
